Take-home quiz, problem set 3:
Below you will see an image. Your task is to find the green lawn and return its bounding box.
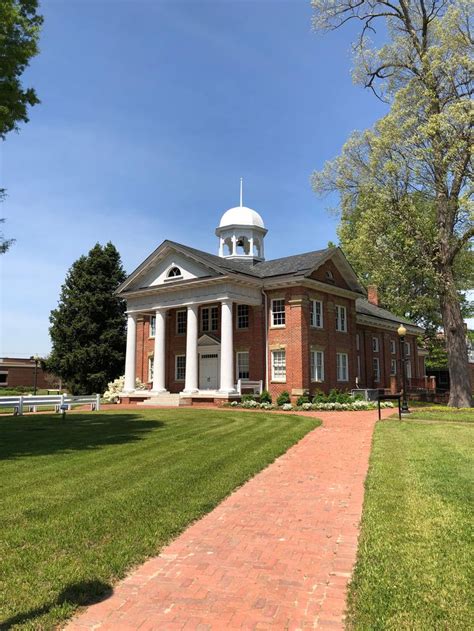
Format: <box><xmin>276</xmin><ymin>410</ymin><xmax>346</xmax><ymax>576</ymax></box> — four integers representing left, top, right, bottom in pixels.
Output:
<box><xmin>406</xmin><ymin>405</ymin><xmax>474</xmax><ymax>423</ymax></box>
<box><xmin>347</xmin><ymin>410</ymin><xmax>473</xmax><ymax>629</ymax></box>
<box><xmin>0</xmin><ymin>408</ymin><xmax>319</xmax><ymax>630</ymax></box>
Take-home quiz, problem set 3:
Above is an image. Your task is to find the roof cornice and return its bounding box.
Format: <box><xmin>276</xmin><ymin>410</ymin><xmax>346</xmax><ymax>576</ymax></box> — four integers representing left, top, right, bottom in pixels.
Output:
<box><xmin>356</xmin><ymin>313</ymin><xmax>423</xmax><ymax>335</ymax></box>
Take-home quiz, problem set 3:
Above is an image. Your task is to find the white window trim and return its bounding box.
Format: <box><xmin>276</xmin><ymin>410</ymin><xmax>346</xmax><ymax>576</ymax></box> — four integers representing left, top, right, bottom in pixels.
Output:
<box><xmin>390</xmin><ymin>339</ymin><xmax>396</xmax><ymax>354</ymax></box>
<box><xmin>405</xmin><ymin>341</ymin><xmax>411</xmax><ymax>356</ymax></box>
<box><xmin>176</xmin><ymin>309</ymin><xmax>186</xmax><ymax>335</ymax></box>
<box><xmin>271</xmin><ymin>349</ymin><xmax>286</xmax><ymax>382</ymax></box>
<box><xmin>335</xmin><ymin>305</ymin><xmax>347</xmax><ymax>333</ymax></box>
<box><xmin>336</xmin><ymin>352</ymin><xmax>349</xmax><ymax>382</ymax></box>
<box><xmin>148</xmin><ymin>355</ymin><xmax>154</xmax><ymax>383</ymax></box>
<box><xmin>406</xmin><ymin>360</ymin><xmax>412</xmax><ymax>379</ymax></box>
<box><xmin>164</xmin><ymin>266</ymin><xmax>183</xmax><ymax>282</ymax></box>
<box><xmin>310</xmin><ymin>350</ymin><xmax>325</xmax><ymax>382</ymax></box>
<box><xmin>236</xmin><ymin>351</ymin><xmax>250</xmax><ymax>380</ymax></box>
<box><xmin>373</xmin><ymin>357</ymin><xmax>380</xmax><ymax>383</ymax></box>
<box><xmin>372</xmin><ymin>336</ymin><xmax>379</xmax><ymax>353</ymax></box>
<box><xmin>149</xmin><ymin>315</ymin><xmax>156</xmax><ymax>339</ymax></box>
<box><xmin>236</xmin><ymin>304</ymin><xmax>249</xmax><ymax>330</ymax></box>
<box><xmin>271</xmin><ymin>298</ymin><xmax>286</xmax><ymax>328</ymax></box>
<box><xmin>310</xmin><ymin>299</ymin><xmax>324</xmax><ymax>329</ymax></box>
<box><xmin>175</xmin><ymin>354</ymin><xmax>186</xmax><ymax>381</ymax></box>
<box><xmin>390</xmin><ymin>359</ymin><xmax>397</xmax><ymax>376</ymax></box>
<box><xmin>201</xmin><ymin>304</ymin><xmax>219</xmax><ymax>332</ymax></box>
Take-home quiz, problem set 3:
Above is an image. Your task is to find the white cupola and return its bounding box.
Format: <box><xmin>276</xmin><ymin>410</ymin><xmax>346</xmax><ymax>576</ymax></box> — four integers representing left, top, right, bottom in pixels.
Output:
<box><xmin>215</xmin><ymin>179</ymin><xmax>267</xmax><ymax>261</ymax></box>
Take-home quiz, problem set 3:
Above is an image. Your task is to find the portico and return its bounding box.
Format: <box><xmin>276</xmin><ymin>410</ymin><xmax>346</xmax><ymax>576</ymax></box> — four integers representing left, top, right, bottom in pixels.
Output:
<box><xmin>123</xmin><ymin>288</ymin><xmax>261</xmax><ymax>399</ymax></box>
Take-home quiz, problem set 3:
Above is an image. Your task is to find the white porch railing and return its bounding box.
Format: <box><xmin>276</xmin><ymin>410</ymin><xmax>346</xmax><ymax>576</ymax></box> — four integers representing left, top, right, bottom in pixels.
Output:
<box><xmin>0</xmin><ymin>394</ymin><xmax>101</xmax><ymax>415</ymax></box>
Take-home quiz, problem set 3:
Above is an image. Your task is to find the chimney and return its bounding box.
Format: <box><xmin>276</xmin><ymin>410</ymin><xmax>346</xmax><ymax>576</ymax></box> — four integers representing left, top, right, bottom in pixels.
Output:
<box><xmin>367</xmin><ymin>285</ymin><xmax>379</xmax><ymax>306</ymax></box>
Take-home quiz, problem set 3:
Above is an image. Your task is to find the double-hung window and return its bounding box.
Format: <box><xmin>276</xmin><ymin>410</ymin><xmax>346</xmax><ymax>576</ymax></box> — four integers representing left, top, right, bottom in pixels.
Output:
<box><xmin>406</xmin><ymin>360</ymin><xmax>412</xmax><ymax>379</ymax></box>
<box><xmin>237</xmin><ymin>304</ymin><xmax>249</xmax><ymax>329</ymax></box>
<box><xmin>175</xmin><ymin>355</ymin><xmax>186</xmax><ymax>381</ymax></box>
<box><xmin>271</xmin><ymin>349</ymin><xmax>286</xmax><ymax>381</ymax></box>
<box><xmin>310</xmin><ymin>350</ymin><xmax>324</xmax><ymax>382</ymax></box>
<box><xmin>372</xmin><ymin>336</ymin><xmax>379</xmax><ymax>352</ymax></box>
<box><xmin>149</xmin><ymin>316</ymin><xmax>156</xmax><ymax>338</ymax></box>
<box><xmin>148</xmin><ymin>355</ymin><xmax>154</xmax><ymax>382</ymax></box>
<box><xmin>176</xmin><ymin>310</ymin><xmax>186</xmax><ymax>335</ymax></box>
<box><xmin>271</xmin><ymin>299</ymin><xmax>285</xmax><ymax>327</ymax></box>
<box><xmin>390</xmin><ymin>359</ymin><xmax>397</xmax><ymax>376</ymax></box>
<box><xmin>335</xmin><ymin>305</ymin><xmax>347</xmax><ymax>332</ymax></box>
<box><xmin>390</xmin><ymin>339</ymin><xmax>396</xmax><ymax>354</ymax></box>
<box><xmin>373</xmin><ymin>357</ymin><xmax>380</xmax><ymax>382</ymax></box>
<box><xmin>310</xmin><ymin>300</ymin><xmax>323</xmax><ymax>328</ymax></box>
<box><xmin>202</xmin><ymin>306</ymin><xmax>218</xmax><ymax>332</ymax></box>
<box><xmin>236</xmin><ymin>351</ymin><xmax>250</xmax><ymax>380</ymax></box>
<box><xmin>336</xmin><ymin>352</ymin><xmax>349</xmax><ymax>381</ymax></box>
<box><xmin>405</xmin><ymin>341</ymin><xmax>411</xmax><ymax>356</ymax></box>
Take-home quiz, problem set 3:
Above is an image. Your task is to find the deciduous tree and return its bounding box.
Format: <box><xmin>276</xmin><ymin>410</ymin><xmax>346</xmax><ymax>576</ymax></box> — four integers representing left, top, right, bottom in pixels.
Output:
<box><xmin>311</xmin><ymin>0</ymin><xmax>473</xmax><ymax>407</ymax></box>
<box><xmin>47</xmin><ymin>243</ymin><xmax>127</xmax><ymax>395</ymax></box>
<box><xmin>0</xmin><ymin>0</ymin><xmax>43</xmax><ymax>253</ymax></box>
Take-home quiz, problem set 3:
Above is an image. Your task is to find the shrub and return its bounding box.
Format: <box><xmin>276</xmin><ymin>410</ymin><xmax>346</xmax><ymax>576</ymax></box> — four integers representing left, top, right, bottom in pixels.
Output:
<box><xmin>241</xmin><ymin>399</ymin><xmax>259</xmax><ymax>408</ymax></box>
<box><xmin>302</xmin><ymin>402</ymin><xmax>313</xmax><ymax>411</ymax></box>
<box><xmin>260</xmin><ymin>389</ymin><xmax>272</xmax><ymax>404</ymax></box>
<box><xmin>312</xmin><ymin>390</ymin><xmax>326</xmax><ymax>403</ymax></box>
<box><xmin>296</xmin><ymin>395</ymin><xmax>310</xmax><ymax>406</ymax></box>
<box><xmin>241</xmin><ymin>394</ymin><xmax>256</xmax><ymax>402</ymax></box>
<box><xmin>103</xmin><ymin>375</ymin><xmax>146</xmax><ymax>403</ymax></box>
<box><xmin>277</xmin><ymin>391</ymin><xmax>291</xmax><ymax>406</ymax></box>
<box><xmin>281</xmin><ymin>403</ymin><xmax>293</xmax><ymax>411</ymax></box>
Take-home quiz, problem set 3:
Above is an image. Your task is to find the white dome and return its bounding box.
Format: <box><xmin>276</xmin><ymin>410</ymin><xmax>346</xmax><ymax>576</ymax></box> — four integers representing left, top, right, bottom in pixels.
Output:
<box><xmin>219</xmin><ymin>206</ymin><xmax>265</xmax><ymax>229</ymax></box>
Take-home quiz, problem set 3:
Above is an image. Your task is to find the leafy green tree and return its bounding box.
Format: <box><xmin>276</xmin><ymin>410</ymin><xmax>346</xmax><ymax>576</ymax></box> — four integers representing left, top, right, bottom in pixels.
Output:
<box><xmin>0</xmin><ymin>0</ymin><xmax>43</xmax><ymax>253</ymax></box>
<box><xmin>311</xmin><ymin>0</ymin><xmax>473</xmax><ymax>407</ymax></box>
<box><xmin>47</xmin><ymin>243</ymin><xmax>127</xmax><ymax>395</ymax></box>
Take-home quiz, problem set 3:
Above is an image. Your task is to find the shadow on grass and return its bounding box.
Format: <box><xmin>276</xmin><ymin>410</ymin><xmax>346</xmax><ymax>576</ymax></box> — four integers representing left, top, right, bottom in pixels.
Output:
<box><xmin>0</xmin><ymin>413</ymin><xmax>164</xmax><ymax>460</ymax></box>
<box><xmin>0</xmin><ymin>579</ymin><xmax>113</xmax><ymax>630</ymax></box>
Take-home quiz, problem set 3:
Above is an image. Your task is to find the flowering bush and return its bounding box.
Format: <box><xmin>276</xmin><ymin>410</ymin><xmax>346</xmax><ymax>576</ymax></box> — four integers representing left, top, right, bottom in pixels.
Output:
<box><xmin>241</xmin><ymin>399</ymin><xmax>259</xmax><ymax>408</ymax></box>
<box><xmin>103</xmin><ymin>375</ymin><xmax>146</xmax><ymax>403</ymax></box>
<box><xmin>281</xmin><ymin>403</ymin><xmax>293</xmax><ymax>411</ymax></box>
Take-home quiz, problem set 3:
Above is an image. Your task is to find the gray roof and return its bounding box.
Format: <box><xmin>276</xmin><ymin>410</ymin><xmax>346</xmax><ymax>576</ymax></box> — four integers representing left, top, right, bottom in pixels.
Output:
<box><xmin>356</xmin><ymin>298</ymin><xmax>422</xmax><ymax>329</ymax></box>
<box><xmin>166</xmin><ymin>240</ymin><xmax>332</xmax><ymax>279</ymax></box>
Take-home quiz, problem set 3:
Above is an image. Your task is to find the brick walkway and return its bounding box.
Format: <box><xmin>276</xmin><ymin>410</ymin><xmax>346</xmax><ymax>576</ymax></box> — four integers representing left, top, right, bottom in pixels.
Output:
<box><xmin>67</xmin><ymin>409</ymin><xmax>390</xmax><ymax>630</ymax></box>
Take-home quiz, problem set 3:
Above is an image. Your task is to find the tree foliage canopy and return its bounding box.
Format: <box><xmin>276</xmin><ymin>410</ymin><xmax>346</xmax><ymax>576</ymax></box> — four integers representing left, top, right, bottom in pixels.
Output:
<box><xmin>0</xmin><ymin>0</ymin><xmax>42</xmax><ymax>253</ymax></box>
<box><xmin>311</xmin><ymin>0</ymin><xmax>473</xmax><ymax>406</ymax></box>
<box><xmin>47</xmin><ymin>243</ymin><xmax>127</xmax><ymax>395</ymax></box>
<box><xmin>0</xmin><ymin>0</ymin><xmax>42</xmax><ymax>138</ymax></box>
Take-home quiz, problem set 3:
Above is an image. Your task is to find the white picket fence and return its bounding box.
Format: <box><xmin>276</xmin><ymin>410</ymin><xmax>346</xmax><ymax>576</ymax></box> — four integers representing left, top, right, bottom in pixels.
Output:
<box><xmin>0</xmin><ymin>394</ymin><xmax>101</xmax><ymax>415</ymax></box>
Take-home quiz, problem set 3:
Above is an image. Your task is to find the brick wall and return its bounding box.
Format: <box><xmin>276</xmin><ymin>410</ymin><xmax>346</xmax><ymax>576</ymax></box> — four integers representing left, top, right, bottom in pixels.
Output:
<box><xmin>133</xmin><ymin>294</ymin><xmax>421</xmax><ymax>401</ymax></box>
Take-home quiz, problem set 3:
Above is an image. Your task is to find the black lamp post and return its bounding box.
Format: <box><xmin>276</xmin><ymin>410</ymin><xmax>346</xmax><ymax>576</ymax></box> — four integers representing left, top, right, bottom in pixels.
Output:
<box><xmin>31</xmin><ymin>354</ymin><xmax>40</xmax><ymax>395</ymax></box>
<box><xmin>397</xmin><ymin>325</ymin><xmax>410</xmax><ymax>414</ymax></box>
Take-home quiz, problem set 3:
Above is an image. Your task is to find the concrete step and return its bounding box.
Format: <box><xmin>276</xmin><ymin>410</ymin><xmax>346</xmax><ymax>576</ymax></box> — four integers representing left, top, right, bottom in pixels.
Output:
<box><xmin>138</xmin><ymin>393</ymin><xmax>181</xmax><ymax>407</ymax></box>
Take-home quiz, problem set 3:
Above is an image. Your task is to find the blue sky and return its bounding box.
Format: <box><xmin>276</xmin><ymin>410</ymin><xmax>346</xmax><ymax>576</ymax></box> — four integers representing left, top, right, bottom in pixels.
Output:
<box><xmin>2</xmin><ymin>0</ymin><xmax>458</xmax><ymax>357</ymax></box>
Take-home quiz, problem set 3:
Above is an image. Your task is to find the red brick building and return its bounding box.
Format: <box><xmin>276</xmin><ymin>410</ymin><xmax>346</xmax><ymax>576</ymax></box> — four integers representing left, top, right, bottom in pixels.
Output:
<box><xmin>0</xmin><ymin>357</ymin><xmax>58</xmax><ymax>390</ymax></box>
<box><xmin>117</xmin><ymin>202</ymin><xmax>424</xmax><ymax>405</ymax></box>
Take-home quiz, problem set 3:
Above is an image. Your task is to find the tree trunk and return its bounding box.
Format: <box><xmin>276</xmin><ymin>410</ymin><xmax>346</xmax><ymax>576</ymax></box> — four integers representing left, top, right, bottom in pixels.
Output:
<box><xmin>439</xmin><ymin>267</ymin><xmax>472</xmax><ymax>407</ymax></box>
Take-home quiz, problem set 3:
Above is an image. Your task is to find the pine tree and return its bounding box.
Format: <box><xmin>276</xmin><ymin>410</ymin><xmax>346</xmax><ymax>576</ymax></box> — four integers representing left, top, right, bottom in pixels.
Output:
<box><xmin>47</xmin><ymin>243</ymin><xmax>127</xmax><ymax>395</ymax></box>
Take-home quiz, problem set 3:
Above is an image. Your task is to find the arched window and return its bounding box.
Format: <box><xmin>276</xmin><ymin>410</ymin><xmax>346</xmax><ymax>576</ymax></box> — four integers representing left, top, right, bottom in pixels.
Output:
<box><xmin>167</xmin><ymin>266</ymin><xmax>182</xmax><ymax>278</ymax></box>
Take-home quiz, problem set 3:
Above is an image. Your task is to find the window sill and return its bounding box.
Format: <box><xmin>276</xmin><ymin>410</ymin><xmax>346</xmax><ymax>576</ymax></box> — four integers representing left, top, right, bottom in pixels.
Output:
<box><xmin>271</xmin><ymin>379</ymin><xmax>287</xmax><ymax>383</ymax></box>
<box><xmin>311</xmin><ymin>379</ymin><xmax>325</xmax><ymax>383</ymax></box>
<box><xmin>310</xmin><ymin>325</ymin><xmax>324</xmax><ymax>330</ymax></box>
<box><xmin>270</xmin><ymin>325</ymin><xmax>286</xmax><ymax>329</ymax></box>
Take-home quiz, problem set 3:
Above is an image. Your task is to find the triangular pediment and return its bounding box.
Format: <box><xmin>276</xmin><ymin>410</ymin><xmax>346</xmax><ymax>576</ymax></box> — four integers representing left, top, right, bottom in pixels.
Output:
<box><xmin>117</xmin><ymin>241</ymin><xmax>224</xmax><ymax>293</ymax></box>
<box><xmin>305</xmin><ymin>248</ymin><xmax>365</xmax><ymax>295</ymax></box>
<box><xmin>198</xmin><ymin>334</ymin><xmax>220</xmax><ymax>346</ymax></box>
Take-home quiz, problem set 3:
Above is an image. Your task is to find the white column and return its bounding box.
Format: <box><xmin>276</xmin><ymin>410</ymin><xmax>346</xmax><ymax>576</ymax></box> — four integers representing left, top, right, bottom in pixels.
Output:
<box><xmin>152</xmin><ymin>309</ymin><xmax>168</xmax><ymax>393</ymax></box>
<box><xmin>183</xmin><ymin>304</ymin><xmax>199</xmax><ymax>393</ymax></box>
<box><xmin>219</xmin><ymin>299</ymin><xmax>235</xmax><ymax>393</ymax></box>
<box><xmin>124</xmin><ymin>313</ymin><xmax>137</xmax><ymax>392</ymax></box>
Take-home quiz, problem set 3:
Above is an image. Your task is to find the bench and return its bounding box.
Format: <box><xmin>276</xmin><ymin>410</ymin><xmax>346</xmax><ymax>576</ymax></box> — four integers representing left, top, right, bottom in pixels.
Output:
<box><xmin>236</xmin><ymin>380</ymin><xmax>263</xmax><ymax>396</ymax></box>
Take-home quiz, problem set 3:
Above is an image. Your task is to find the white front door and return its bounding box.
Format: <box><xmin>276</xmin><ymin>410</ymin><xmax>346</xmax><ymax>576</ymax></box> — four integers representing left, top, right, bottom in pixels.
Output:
<box><xmin>199</xmin><ymin>353</ymin><xmax>219</xmax><ymax>390</ymax></box>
